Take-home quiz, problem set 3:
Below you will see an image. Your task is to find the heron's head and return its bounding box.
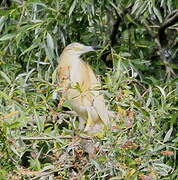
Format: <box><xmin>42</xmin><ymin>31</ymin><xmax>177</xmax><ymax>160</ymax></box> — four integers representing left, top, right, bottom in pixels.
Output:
<box><xmin>64</xmin><ymin>42</ymin><xmax>101</xmax><ymax>56</ymax></box>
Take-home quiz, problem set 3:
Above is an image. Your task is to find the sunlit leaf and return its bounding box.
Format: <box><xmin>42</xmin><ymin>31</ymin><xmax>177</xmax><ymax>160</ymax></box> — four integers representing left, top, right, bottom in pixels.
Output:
<box><xmin>156</xmin><ymin>86</ymin><xmax>166</xmax><ymax>98</ymax></box>
<box><xmin>20</xmin><ymin>45</ymin><xmax>38</xmax><ymax>56</ymax></box>
<box><xmin>69</xmin><ymin>0</ymin><xmax>77</xmax><ymax>17</ymax></box>
<box><xmin>0</xmin><ymin>71</ymin><xmax>11</xmax><ymax>84</ymax></box>
<box><xmin>153</xmin><ymin>7</ymin><xmax>162</xmax><ymax>23</ymax></box>
<box><xmin>0</xmin><ymin>33</ymin><xmax>16</xmax><ymax>41</ymax></box>
<box><xmin>47</xmin><ymin>33</ymin><xmax>54</xmax><ymax>50</ymax></box>
<box><xmin>163</xmin><ymin>127</ymin><xmax>173</xmax><ymax>142</ymax></box>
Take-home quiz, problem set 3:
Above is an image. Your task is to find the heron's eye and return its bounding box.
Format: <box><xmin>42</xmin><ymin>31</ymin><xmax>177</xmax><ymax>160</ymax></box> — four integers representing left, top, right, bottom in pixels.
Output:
<box><xmin>74</xmin><ymin>47</ymin><xmax>81</xmax><ymax>51</ymax></box>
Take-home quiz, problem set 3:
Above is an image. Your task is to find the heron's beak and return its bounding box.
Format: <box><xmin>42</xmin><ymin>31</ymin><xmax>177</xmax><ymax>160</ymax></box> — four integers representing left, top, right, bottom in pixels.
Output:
<box><xmin>92</xmin><ymin>46</ymin><xmax>102</xmax><ymax>51</ymax></box>
<box><xmin>81</xmin><ymin>45</ymin><xmax>102</xmax><ymax>54</ymax></box>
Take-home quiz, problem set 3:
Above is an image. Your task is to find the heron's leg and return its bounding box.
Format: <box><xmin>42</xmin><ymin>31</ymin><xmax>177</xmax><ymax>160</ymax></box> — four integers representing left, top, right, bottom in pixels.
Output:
<box><xmin>78</xmin><ymin>117</ymin><xmax>85</xmax><ymax>130</ymax></box>
<box><xmin>84</xmin><ymin>108</ymin><xmax>93</xmax><ymax>132</ymax></box>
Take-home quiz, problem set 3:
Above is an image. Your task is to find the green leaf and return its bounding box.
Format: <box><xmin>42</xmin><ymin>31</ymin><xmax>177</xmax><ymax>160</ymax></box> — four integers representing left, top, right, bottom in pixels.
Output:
<box><xmin>81</xmin><ymin>176</ymin><xmax>90</xmax><ymax>180</ymax></box>
<box><xmin>0</xmin><ymin>71</ymin><xmax>11</xmax><ymax>84</ymax></box>
<box><xmin>153</xmin><ymin>7</ymin><xmax>162</xmax><ymax>23</ymax></box>
<box><xmin>24</xmin><ymin>68</ymin><xmax>36</xmax><ymax>83</ymax></box>
<box><xmin>0</xmin><ymin>91</ymin><xmax>12</xmax><ymax>100</ymax></box>
<box><xmin>20</xmin><ymin>44</ymin><xmax>38</xmax><ymax>56</ymax></box>
<box><xmin>47</xmin><ymin>33</ymin><xmax>54</xmax><ymax>50</ymax></box>
<box><xmin>69</xmin><ymin>0</ymin><xmax>77</xmax><ymax>17</ymax></box>
<box><xmin>44</xmin><ymin>43</ymin><xmax>54</xmax><ymax>67</ymax></box>
<box><xmin>120</xmin><ymin>52</ymin><xmax>131</xmax><ymax>57</ymax></box>
<box><xmin>0</xmin><ymin>16</ymin><xmax>6</xmax><ymax>32</ymax></box>
<box><xmin>52</xmin><ymin>68</ymin><xmax>57</xmax><ymax>84</ymax></box>
<box><xmin>167</xmin><ymin>0</ymin><xmax>172</xmax><ymax>12</ymax></box>
<box><xmin>28</xmin><ymin>2</ymin><xmax>47</xmax><ymax>8</ymax></box>
<box><xmin>0</xmin><ymin>33</ymin><xmax>16</xmax><ymax>41</ymax></box>
<box><xmin>29</xmin><ymin>159</ymin><xmax>41</xmax><ymax>171</ymax></box>
<box><xmin>34</xmin><ymin>110</ymin><xmax>44</xmax><ymax>132</ymax></box>
<box><xmin>163</xmin><ymin>127</ymin><xmax>173</xmax><ymax>142</ymax></box>
<box><xmin>156</xmin><ymin>86</ymin><xmax>166</xmax><ymax>98</ymax></box>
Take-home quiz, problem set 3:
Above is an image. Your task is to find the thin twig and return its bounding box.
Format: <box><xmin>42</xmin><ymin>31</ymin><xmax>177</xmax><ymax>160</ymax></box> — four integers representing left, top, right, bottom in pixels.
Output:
<box><xmin>15</xmin><ymin>135</ymin><xmax>92</xmax><ymax>141</ymax></box>
<box><xmin>154</xmin><ymin>138</ymin><xmax>178</xmax><ymax>151</ymax></box>
<box><xmin>158</xmin><ymin>9</ymin><xmax>178</xmax><ymax>47</ymax></box>
<box><xmin>31</xmin><ymin>166</ymin><xmax>73</xmax><ymax>180</ymax></box>
<box><xmin>141</xmin><ymin>20</ymin><xmax>175</xmax><ymax>76</ymax></box>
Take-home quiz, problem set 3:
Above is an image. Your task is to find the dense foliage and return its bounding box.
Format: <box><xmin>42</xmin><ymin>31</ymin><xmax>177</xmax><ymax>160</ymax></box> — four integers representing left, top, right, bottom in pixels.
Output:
<box><xmin>0</xmin><ymin>0</ymin><xmax>178</xmax><ymax>179</ymax></box>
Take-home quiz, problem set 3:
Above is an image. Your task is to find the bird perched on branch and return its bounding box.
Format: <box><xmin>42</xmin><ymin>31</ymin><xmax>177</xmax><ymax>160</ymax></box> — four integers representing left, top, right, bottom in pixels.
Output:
<box><xmin>57</xmin><ymin>42</ymin><xmax>110</xmax><ymax>136</ymax></box>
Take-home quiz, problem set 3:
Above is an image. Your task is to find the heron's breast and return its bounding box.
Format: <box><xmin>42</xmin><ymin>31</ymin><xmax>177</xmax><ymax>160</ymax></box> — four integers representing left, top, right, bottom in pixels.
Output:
<box><xmin>69</xmin><ymin>60</ymin><xmax>92</xmax><ymax>90</ymax></box>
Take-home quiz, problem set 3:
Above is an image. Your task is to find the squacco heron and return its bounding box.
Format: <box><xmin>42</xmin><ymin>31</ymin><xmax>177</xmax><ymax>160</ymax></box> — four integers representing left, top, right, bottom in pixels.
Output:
<box><xmin>58</xmin><ymin>42</ymin><xmax>109</xmax><ymax>136</ymax></box>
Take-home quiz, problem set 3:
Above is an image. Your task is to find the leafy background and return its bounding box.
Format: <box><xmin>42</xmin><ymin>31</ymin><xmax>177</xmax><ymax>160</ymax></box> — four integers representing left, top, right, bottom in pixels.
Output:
<box><xmin>0</xmin><ymin>0</ymin><xmax>178</xmax><ymax>179</ymax></box>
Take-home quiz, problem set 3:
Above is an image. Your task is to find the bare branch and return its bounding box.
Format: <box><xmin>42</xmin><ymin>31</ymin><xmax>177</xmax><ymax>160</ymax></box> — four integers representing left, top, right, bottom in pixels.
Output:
<box><xmin>101</xmin><ymin>3</ymin><xmax>134</xmax><ymax>66</ymax></box>
<box><xmin>131</xmin><ymin>12</ymin><xmax>176</xmax><ymax>76</ymax></box>
<box><xmin>31</xmin><ymin>166</ymin><xmax>73</xmax><ymax>180</ymax></box>
<box><xmin>110</xmin><ymin>3</ymin><xmax>134</xmax><ymax>46</ymax></box>
<box><xmin>15</xmin><ymin>135</ymin><xmax>92</xmax><ymax>141</ymax></box>
<box><xmin>158</xmin><ymin>9</ymin><xmax>178</xmax><ymax>47</ymax></box>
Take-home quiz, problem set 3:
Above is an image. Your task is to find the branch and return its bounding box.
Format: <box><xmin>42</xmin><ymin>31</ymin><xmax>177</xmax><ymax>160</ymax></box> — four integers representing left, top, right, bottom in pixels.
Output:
<box><xmin>142</xmin><ymin>21</ymin><xmax>175</xmax><ymax>75</ymax></box>
<box><xmin>131</xmin><ymin>12</ymin><xmax>176</xmax><ymax>76</ymax></box>
<box><xmin>154</xmin><ymin>138</ymin><xmax>178</xmax><ymax>151</ymax></box>
<box><xmin>101</xmin><ymin>3</ymin><xmax>134</xmax><ymax>66</ymax></box>
<box><xmin>15</xmin><ymin>135</ymin><xmax>92</xmax><ymax>141</ymax></box>
<box><xmin>31</xmin><ymin>166</ymin><xmax>73</xmax><ymax>180</ymax></box>
<box><xmin>110</xmin><ymin>3</ymin><xmax>134</xmax><ymax>46</ymax></box>
<box><xmin>158</xmin><ymin>9</ymin><xmax>178</xmax><ymax>47</ymax></box>
<box><xmin>1</xmin><ymin>0</ymin><xmax>11</xmax><ymax>8</ymax></box>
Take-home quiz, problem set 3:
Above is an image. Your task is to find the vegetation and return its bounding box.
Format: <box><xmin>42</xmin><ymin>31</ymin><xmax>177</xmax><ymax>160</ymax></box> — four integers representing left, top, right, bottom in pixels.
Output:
<box><xmin>0</xmin><ymin>0</ymin><xmax>178</xmax><ymax>179</ymax></box>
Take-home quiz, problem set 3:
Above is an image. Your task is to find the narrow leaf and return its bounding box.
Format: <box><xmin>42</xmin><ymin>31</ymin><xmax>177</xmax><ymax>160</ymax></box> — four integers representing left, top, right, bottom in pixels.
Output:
<box><xmin>0</xmin><ymin>33</ymin><xmax>16</xmax><ymax>41</ymax></box>
<box><xmin>163</xmin><ymin>127</ymin><xmax>173</xmax><ymax>142</ymax></box>
<box><xmin>20</xmin><ymin>44</ymin><xmax>38</xmax><ymax>56</ymax></box>
<box><xmin>69</xmin><ymin>0</ymin><xmax>77</xmax><ymax>17</ymax></box>
<box><xmin>156</xmin><ymin>86</ymin><xmax>166</xmax><ymax>98</ymax></box>
<box><xmin>0</xmin><ymin>71</ymin><xmax>11</xmax><ymax>84</ymax></box>
<box><xmin>0</xmin><ymin>16</ymin><xmax>6</xmax><ymax>32</ymax></box>
<box><xmin>52</xmin><ymin>68</ymin><xmax>57</xmax><ymax>84</ymax></box>
<box><xmin>47</xmin><ymin>33</ymin><xmax>54</xmax><ymax>50</ymax></box>
<box><xmin>153</xmin><ymin>7</ymin><xmax>162</xmax><ymax>23</ymax></box>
